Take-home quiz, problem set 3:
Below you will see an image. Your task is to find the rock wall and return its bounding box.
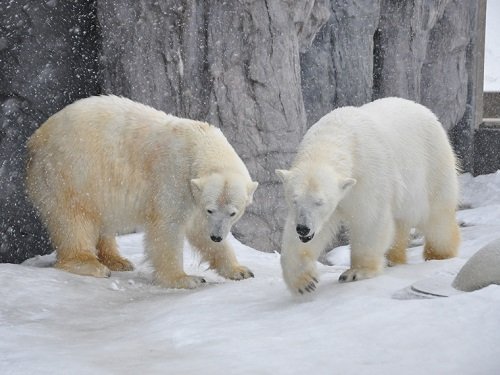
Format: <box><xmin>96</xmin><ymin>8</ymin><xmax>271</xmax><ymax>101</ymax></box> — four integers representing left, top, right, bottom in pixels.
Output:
<box><xmin>301</xmin><ymin>0</ymin><xmax>381</xmax><ymax>125</ymax></box>
<box><xmin>0</xmin><ymin>0</ymin><xmax>100</xmax><ymax>262</ymax></box>
<box><xmin>375</xmin><ymin>0</ymin><xmax>478</xmax><ymax>141</ymax></box>
<box><xmin>0</xmin><ymin>0</ymin><xmax>484</xmax><ymax>262</ymax></box>
<box><xmin>301</xmin><ymin>0</ymin><xmax>481</xmax><ymax>131</ymax></box>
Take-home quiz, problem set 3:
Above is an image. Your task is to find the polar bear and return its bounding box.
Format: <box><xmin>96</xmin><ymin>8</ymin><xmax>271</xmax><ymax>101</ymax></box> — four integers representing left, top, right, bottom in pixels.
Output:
<box><xmin>26</xmin><ymin>95</ymin><xmax>258</xmax><ymax>289</ymax></box>
<box><xmin>277</xmin><ymin>97</ymin><xmax>460</xmax><ymax>294</ymax></box>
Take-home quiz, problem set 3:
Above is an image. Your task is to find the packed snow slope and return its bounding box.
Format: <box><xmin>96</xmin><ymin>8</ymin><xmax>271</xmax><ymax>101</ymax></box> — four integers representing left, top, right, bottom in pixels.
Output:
<box><xmin>1</xmin><ymin>172</ymin><xmax>500</xmax><ymax>375</ymax></box>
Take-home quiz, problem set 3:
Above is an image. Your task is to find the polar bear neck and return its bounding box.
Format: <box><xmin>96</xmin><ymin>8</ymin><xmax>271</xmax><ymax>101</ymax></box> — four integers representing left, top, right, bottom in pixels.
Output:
<box><xmin>189</xmin><ymin>125</ymin><xmax>250</xmax><ymax>179</ymax></box>
<box><xmin>294</xmin><ymin>112</ymin><xmax>355</xmax><ymax>178</ymax></box>
<box><xmin>153</xmin><ymin>114</ymin><xmax>247</xmax><ymax>178</ymax></box>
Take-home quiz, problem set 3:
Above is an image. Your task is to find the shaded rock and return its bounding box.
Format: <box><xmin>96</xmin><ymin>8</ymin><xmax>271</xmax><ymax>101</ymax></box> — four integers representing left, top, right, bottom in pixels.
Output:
<box><xmin>453</xmin><ymin>238</ymin><xmax>500</xmax><ymax>292</ymax></box>
<box><xmin>301</xmin><ymin>0</ymin><xmax>381</xmax><ymax>125</ymax></box>
<box><xmin>0</xmin><ymin>0</ymin><xmax>100</xmax><ymax>262</ymax></box>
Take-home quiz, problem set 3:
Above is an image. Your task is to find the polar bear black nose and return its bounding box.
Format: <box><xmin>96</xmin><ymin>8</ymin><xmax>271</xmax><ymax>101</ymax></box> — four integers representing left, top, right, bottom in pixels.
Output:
<box><xmin>296</xmin><ymin>224</ymin><xmax>310</xmax><ymax>236</ymax></box>
<box><xmin>210</xmin><ymin>235</ymin><xmax>223</xmax><ymax>242</ymax></box>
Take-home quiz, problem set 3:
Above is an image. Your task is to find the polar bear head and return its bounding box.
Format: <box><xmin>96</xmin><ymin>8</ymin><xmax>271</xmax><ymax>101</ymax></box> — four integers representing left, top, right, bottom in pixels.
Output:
<box><xmin>191</xmin><ymin>173</ymin><xmax>258</xmax><ymax>242</ymax></box>
<box><xmin>276</xmin><ymin>166</ymin><xmax>356</xmax><ymax>243</ymax></box>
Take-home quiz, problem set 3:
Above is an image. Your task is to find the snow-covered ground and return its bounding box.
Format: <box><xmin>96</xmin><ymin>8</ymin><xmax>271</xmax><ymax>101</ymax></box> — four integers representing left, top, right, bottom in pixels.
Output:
<box><xmin>1</xmin><ymin>172</ymin><xmax>500</xmax><ymax>375</ymax></box>
<box><xmin>484</xmin><ymin>0</ymin><xmax>500</xmax><ymax>91</ymax></box>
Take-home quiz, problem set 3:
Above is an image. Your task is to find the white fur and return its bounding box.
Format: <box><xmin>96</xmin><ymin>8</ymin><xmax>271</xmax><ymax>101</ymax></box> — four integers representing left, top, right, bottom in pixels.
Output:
<box><xmin>277</xmin><ymin>97</ymin><xmax>460</xmax><ymax>294</ymax></box>
<box><xmin>26</xmin><ymin>95</ymin><xmax>258</xmax><ymax>288</ymax></box>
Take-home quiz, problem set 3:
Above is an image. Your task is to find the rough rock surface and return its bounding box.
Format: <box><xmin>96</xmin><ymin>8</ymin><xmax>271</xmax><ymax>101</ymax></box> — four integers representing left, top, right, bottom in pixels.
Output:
<box><xmin>301</xmin><ymin>0</ymin><xmax>481</xmax><ymax>134</ymax></box>
<box><xmin>301</xmin><ymin>0</ymin><xmax>381</xmax><ymax>125</ymax></box>
<box><xmin>374</xmin><ymin>0</ymin><xmax>480</xmax><ymax>138</ymax></box>
<box><xmin>0</xmin><ymin>0</ymin><xmax>99</xmax><ymax>262</ymax></box>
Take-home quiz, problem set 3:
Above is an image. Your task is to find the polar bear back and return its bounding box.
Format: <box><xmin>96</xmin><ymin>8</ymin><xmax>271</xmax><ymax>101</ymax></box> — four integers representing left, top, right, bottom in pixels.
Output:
<box><xmin>359</xmin><ymin>97</ymin><xmax>458</xmax><ymax>214</ymax></box>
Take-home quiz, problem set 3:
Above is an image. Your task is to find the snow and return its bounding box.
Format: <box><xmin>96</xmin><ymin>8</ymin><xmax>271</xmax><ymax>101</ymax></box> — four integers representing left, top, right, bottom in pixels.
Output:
<box><xmin>484</xmin><ymin>0</ymin><xmax>500</xmax><ymax>92</ymax></box>
<box><xmin>1</xmin><ymin>172</ymin><xmax>500</xmax><ymax>374</ymax></box>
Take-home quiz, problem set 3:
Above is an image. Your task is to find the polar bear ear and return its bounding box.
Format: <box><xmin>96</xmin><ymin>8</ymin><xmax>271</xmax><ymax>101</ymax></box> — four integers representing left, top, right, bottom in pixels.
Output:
<box><xmin>190</xmin><ymin>178</ymin><xmax>204</xmax><ymax>197</ymax></box>
<box><xmin>340</xmin><ymin>178</ymin><xmax>356</xmax><ymax>192</ymax></box>
<box><xmin>275</xmin><ymin>169</ymin><xmax>291</xmax><ymax>183</ymax></box>
<box><xmin>246</xmin><ymin>181</ymin><xmax>259</xmax><ymax>204</ymax></box>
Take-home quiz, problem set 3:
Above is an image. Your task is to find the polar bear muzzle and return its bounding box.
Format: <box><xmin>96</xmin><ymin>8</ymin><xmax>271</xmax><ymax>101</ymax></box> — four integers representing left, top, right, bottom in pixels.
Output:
<box><xmin>297</xmin><ymin>224</ymin><xmax>314</xmax><ymax>242</ymax></box>
<box><xmin>299</xmin><ymin>234</ymin><xmax>314</xmax><ymax>243</ymax></box>
<box><xmin>210</xmin><ymin>235</ymin><xmax>223</xmax><ymax>242</ymax></box>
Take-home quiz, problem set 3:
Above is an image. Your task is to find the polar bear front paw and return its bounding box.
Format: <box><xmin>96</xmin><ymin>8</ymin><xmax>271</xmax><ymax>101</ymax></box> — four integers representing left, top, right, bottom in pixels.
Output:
<box><xmin>338</xmin><ymin>267</ymin><xmax>380</xmax><ymax>283</ymax></box>
<box><xmin>55</xmin><ymin>257</ymin><xmax>111</xmax><ymax>278</ymax></box>
<box><xmin>282</xmin><ymin>254</ymin><xmax>319</xmax><ymax>295</ymax></box>
<box><xmin>286</xmin><ymin>272</ymin><xmax>319</xmax><ymax>295</ymax></box>
<box><xmin>217</xmin><ymin>265</ymin><xmax>255</xmax><ymax>281</ymax></box>
<box><xmin>99</xmin><ymin>255</ymin><xmax>134</xmax><ymax>272</ymax></box>
<box><xmin>157</xmin><ymin>274</ymin><xmax>206</xmax><ymax>289</ymax></box>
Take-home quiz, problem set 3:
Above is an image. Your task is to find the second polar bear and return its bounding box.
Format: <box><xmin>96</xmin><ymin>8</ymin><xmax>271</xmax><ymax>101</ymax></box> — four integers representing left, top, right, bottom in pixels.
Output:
<box><xmin>26</xmin><ymin>95</ymin><xmax>258</xmax><ymax>289</ymax></box>
<box><xmin>277</xmin><ymin>97</ymin><xmax>460</xmax><ymax>294</ymax></box>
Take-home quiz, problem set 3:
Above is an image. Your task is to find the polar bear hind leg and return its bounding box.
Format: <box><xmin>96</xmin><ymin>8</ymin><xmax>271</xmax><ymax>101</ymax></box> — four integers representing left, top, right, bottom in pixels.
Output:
<box><xmin>97</xmin><ymin>235</ymin><xmax>134</xmax><ymax>271</ymax></box>
<box><xmin>421</xmin><ymin>209</ymin><xmax>460</xmax><ymax>261</ymax></box>
<box><xmin>386</xmin><ymin>220</ymin><xmax>411</xmax><ymax>266</ymax></box>
<box><xmin>340</xmin><ymin>209</ymin><xmax>395</xmax><ymax>282</ymax></box>
<box><xmin>50</xmin><ymin>209</ymin><xmax>111</xmax><ymax>278</ymax></box>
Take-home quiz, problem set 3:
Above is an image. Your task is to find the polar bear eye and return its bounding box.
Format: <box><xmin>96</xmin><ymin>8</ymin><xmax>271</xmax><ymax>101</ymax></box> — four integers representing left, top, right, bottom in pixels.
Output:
<box><xmin>207</xmin><ymin>209</ymin><xmax>214</xmax><ymax>214</ymax></box>
<box><xmin>230</xmin><ymin>212</ymin><xmax>236</xmax><ymax>217</ymax></box>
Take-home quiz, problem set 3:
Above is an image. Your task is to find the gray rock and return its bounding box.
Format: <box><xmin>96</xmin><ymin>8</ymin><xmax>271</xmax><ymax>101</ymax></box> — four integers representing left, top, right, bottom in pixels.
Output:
<box><xmin>420</xmin><ymin>0</ymin><xmax>471</xmax><ymax>132</ymax></box>
<box><xmin>374</xmin><ymin>0</ymin><xmax>448</xmax><ymax>101</ymax></box>
<box><xmin>0</xmin><ymin>0</ymin><xmax>99</xmax><ymax>262</ymax></box>
<box><xmin>453</xmin><ymin>239</ymin><xmax>500</xmax><ymax>292</ymax></box>
<box><xmin>302</xmin><ymin>0</ymin><xmax>481</xmax><ymax>136</ymax></box>
<box><xmin>301</xmin><ymin>0</ymin><xmax>381</xmax><ymax>125</ymax></box>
